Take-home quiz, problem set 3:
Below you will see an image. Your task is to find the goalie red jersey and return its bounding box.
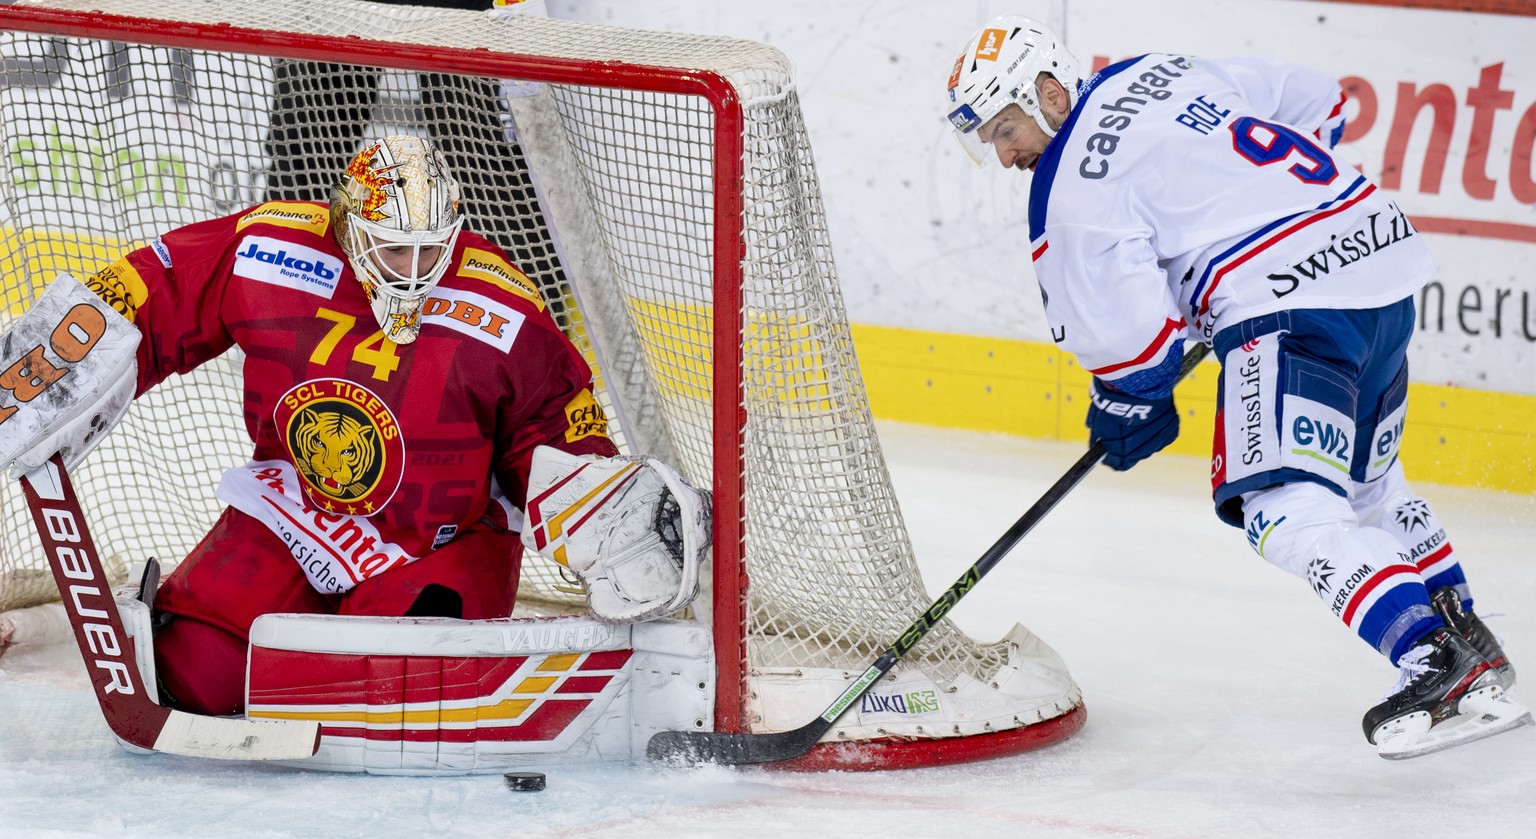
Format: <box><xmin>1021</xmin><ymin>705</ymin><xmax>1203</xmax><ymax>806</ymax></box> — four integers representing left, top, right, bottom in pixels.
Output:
<box><xmin>79</xmin><ymin>195</ymin><xmax>616</xmax><ymax>714</ymax></box>
<box><xmin>88</xmin><ymin>199</ymin><xmax>615</xmax><ymax>579</ymax></box>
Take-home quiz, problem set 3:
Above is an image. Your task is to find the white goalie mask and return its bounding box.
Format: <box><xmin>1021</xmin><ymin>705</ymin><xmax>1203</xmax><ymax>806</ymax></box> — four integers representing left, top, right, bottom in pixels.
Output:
<box><xmin>944</xmin><ymin>16</ymin><xmax>1083</xmax><ymax>165</ymax></box>
<box><xmin>331</xmin><ymin>136</ymin><xmax>464</xmax><ymax>344</ymax></box>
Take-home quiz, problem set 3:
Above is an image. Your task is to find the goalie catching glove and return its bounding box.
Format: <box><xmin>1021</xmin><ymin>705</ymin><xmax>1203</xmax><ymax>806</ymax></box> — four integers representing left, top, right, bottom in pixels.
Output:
<box><xmin>521</xmin><ymin>445</ymin><xmax>710</xmax><ymax>624</ymax></box>
<box><xmin>0</xmin><ymin>273</ymin><xmax>139</xmax><ymax>478</ymax></box>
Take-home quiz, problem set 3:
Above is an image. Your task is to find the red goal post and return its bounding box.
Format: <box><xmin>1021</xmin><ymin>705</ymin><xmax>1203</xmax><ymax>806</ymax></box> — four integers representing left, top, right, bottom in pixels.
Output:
<box><xmin>0</xmin><ymin>0</ymin><xmax>1083</xmax><ymax>769</ymax></box>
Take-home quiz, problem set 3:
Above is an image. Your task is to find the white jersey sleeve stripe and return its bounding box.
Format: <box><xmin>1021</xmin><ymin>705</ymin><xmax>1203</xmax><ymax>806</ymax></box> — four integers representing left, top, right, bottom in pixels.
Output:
<box><xmin>1089</xmin><ymin>316</ymin><xmax>1186</xmax><ymax>378</ymax></box>
<box><xmin>1312</xmin><ymin>91</ymin><xmax>1348</xmax><ymax>148</ymax></box>
<box><xmin>1325</xmin><ymin>92</ymin><xmax>1345</xmax><ymax>121</ymax></box>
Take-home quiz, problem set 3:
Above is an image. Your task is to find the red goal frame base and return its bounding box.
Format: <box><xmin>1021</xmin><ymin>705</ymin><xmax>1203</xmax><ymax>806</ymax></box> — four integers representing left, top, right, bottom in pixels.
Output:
<box><xmin>770</xmin><ymin>703</ymin><xmax>1087</xmax><ymax>772</ymax></box>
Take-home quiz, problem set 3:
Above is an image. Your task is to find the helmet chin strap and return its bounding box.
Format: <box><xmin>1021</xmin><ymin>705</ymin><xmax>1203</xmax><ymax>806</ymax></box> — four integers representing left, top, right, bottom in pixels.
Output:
<box><xmin>1025</xmin><ymin>82</ymin><xmax>1063</xmax><ymax>139</ymax></box>
<box><xmin>1031</xmin><ymin>108</ymin><xmax>1058</xmax><ymax>139</ymax></box>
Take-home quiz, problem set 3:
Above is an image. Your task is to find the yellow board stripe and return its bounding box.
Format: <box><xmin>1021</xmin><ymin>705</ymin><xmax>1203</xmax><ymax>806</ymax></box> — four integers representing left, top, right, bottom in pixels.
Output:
<box><xmin>851</xmin><ymin>323</ymin><xmax>1536</xmax><ymax>495</ymax></box>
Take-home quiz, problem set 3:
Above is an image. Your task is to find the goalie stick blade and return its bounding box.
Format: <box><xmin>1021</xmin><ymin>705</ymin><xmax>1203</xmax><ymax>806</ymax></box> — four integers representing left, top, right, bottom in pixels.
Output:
<box><xmin>157</xmin><ymin>711</ymin><xmax>322</xmax><ymax>761</ymax></box>
<box><xmin>647</xmin><ymin>722</ymin><xmax>829</xmax><ymax>767</ymax></box>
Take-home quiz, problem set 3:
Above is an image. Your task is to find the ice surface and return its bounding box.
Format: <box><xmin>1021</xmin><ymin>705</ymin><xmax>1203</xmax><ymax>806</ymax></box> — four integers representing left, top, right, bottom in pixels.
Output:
<box><xmin>2</xmin><ymin>422</ymin><xmax>1531</xmax><ymax>838</ymax></box>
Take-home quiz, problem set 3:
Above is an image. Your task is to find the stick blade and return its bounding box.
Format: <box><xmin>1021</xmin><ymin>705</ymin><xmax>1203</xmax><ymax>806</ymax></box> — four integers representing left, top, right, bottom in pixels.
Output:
<box><xmin>155</xmin><ymin>711</ymin><xmax>322</xmax><ymax>761</ymax></box>
<box><xmin>647</xmin><ymin>722</ymin><xmax>827</xmax><ymax>767</ymax></box>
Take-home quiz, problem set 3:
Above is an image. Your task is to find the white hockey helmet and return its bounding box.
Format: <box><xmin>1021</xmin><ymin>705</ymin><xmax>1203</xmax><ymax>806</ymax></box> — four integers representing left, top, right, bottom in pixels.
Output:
<box><xmin>331</xmin><ymin>135</ymin><xmax>464</xmax><ymax>344</ymax></box>
<box><xmin>944</xmin><ymin>16</ymin><xmax>1083</xmax><ymax>165</ymax></box>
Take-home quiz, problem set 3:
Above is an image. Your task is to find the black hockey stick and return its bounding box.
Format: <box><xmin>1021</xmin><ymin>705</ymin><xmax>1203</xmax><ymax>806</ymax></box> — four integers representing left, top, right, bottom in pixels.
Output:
<box><xmin>647</xmin><ymin>342</ymin><xmax>1212</xmax><ymax>766</ymax></box>
<box><xmin>20</xmin><ymin>455</ymin><xmax>322</xmax><ymax>760</ymax></box>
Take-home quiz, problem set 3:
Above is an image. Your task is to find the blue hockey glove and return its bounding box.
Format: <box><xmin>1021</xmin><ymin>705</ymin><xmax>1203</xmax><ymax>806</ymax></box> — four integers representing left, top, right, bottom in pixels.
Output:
<box><xmin>1085</xmin><ymin>378</ymin><xmax>1179</xmax><ymax>471</ymax></box>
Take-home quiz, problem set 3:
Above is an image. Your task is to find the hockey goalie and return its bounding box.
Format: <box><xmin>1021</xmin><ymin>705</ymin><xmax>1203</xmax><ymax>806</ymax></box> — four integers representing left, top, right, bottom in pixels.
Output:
<box><xmin>0</xmin><ymin>135</ymin><xmax>713</xmax><ymax>771</ymax></box>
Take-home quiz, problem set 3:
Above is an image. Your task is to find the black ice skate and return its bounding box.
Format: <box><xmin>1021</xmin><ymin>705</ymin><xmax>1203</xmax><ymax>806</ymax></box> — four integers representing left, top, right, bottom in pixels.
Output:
<box><xmin>1363</xmin><ymin>627</ymin><xmax>1531</xmax><ymax>760</ymax></box>
<box><xmin>1431</xmin><ymin>586</ymin><xmax>1515</xmax><ymax>688</ymax></box>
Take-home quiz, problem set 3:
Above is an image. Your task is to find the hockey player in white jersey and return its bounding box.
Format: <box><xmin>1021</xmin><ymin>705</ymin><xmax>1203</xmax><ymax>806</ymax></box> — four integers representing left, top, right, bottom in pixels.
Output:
<box><xmin>942</xmin><ymin>15</ymin><xmax>1529</xmax><ymax>758</ymax></box>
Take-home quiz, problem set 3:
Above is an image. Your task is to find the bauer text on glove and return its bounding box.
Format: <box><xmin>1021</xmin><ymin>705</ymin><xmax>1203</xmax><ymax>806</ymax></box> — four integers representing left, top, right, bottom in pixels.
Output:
<box><xmin>1085</xmin><ymin>378</ymin><xmax>1179</xmax><ymax>471</ymax></box>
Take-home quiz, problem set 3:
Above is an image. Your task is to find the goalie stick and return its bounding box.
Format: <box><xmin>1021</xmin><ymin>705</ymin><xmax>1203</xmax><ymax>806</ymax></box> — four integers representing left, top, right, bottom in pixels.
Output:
<box><xmin>19</xmin><ymin>455</ymin><xmax>322</xmax><ymax>761</ymax></box>
<box><xmin>647</xmin><ymin>343</ymin><xmax>1212</xmax><ymax>766</ymax></box>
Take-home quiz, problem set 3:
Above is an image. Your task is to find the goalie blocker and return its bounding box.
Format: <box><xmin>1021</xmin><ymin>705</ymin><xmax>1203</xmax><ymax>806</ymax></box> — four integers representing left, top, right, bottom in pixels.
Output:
<box><xmin>0</xmin><ymin>273</ymin><xmax>139</xmax><ymax>478</ymax></box>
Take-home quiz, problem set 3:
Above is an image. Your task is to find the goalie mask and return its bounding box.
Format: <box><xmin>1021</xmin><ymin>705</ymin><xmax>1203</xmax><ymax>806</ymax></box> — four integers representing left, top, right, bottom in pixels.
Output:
<box><xmin>331</xmin><ymin>136</ymin><xmax>463</xmax><ymax>344</ymax></box>
<box><xmin>944</xmin><ymin>15</ymin><xmax>1083</xmax><ymax>165</ymax></box>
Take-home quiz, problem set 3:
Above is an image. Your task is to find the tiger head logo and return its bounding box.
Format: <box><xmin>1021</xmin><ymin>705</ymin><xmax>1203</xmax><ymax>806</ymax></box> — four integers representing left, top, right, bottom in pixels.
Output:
<box><xmin>293</xmin><ymin>409</ymin><xmax>378</xmax><ymax>500</ymax></box>
<box><xmin>276</xmin><ymin>379</ymin><xmax>404</xmax><ymax>514</ymax></box>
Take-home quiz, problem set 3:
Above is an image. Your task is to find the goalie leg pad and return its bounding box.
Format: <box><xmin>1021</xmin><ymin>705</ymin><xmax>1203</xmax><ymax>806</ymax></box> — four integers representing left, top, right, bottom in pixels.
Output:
<box><xmin>522</xmin><ymin>446</ymin><xmax>710</xmax><ymax>624</ymax></box>
<box><xmin>244</xmin><ymin>612</ymin><xmax>714</xmax><ymax>773</ymax></box>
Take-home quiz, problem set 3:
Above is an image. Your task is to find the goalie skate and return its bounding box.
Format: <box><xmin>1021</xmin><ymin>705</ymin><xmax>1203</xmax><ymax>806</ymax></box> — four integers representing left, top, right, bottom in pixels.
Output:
<box><xmin>1364</xmin><ymin>628</ymin><xmax>1532</xmax><ymax>760</ymax></box>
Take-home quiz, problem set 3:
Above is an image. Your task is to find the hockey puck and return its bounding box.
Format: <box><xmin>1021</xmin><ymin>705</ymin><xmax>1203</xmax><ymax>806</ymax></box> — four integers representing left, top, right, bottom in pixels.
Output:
<box><xmin>504</xmin><ymin>771</ymin><xmax>546</xmax><ymax>792</ymax></box>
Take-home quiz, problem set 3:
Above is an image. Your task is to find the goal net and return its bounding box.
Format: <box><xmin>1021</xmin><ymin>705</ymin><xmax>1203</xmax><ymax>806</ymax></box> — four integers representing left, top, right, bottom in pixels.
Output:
<box><xmin>0</xmin><ymin>0</ymin><xmax>1080</xmax><ymax>768</ymax></box>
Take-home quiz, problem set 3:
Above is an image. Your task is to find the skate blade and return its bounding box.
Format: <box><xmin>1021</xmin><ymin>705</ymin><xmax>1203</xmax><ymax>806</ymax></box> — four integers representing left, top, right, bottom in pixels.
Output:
<box><xmin>1375</xmin><ymin>685</ymin><xmax>1534</xmax><ymax>760</ymax></box>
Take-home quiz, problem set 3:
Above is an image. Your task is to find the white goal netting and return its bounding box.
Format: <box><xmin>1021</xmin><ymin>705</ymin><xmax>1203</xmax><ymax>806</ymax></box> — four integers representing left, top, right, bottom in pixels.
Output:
<box><xmin>0</xmin><ymin>0</ymin><xmax>1073</xmax><ymax>749</ymax></box>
